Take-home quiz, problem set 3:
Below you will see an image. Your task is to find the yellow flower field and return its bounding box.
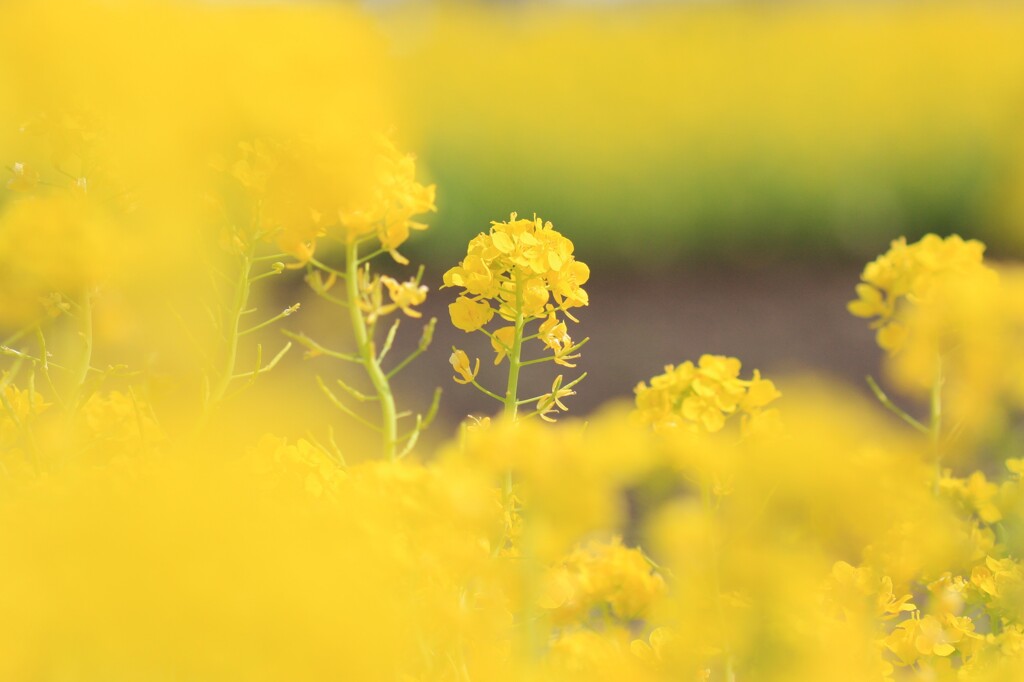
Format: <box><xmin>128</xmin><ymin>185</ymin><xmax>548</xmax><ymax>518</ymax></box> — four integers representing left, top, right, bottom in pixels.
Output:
<box><xmin>3</xmin><ymin>2</ymin><xmax>1024</xmax><ymax>681</ymax></box>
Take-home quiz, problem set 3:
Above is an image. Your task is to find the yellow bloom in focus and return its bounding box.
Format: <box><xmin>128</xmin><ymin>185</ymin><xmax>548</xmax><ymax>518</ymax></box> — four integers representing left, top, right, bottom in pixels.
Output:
<box><xmin>442</xmin><ymin>213</ymin><xmax>590</xmax><ymax>323</ymax></box>
<box><xmin>848</xmin><ymin>234</ymin><xmax>991</xmax><ymax>354</ymax></box>
<box><xmin>490</xmin><ymin>326</ymin><xmax>515</xmax><ymax>365</ymax></box>
<box><xmin>449</xmin><ymin>348</ymin><xmax>480</xmax><ymax>385</ymax></box>
<box><xmin>537</xmin><ymin>374</ymin><xmax>580</xmax><ymax>422</ymax></box>
<box><xmin>449</xmin><ymin>296</ymin><xmax>494</xmax><ymax>332</ymax></box>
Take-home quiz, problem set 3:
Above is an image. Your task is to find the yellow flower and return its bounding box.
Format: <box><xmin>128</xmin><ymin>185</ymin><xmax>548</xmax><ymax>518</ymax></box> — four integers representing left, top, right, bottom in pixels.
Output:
<box><xmin>443</xmin><ymin>212</ymin><xmax>590</xmax><ymax>323</ymax></box>
<box><xmin>825</xmin><ymin>561</ymin><xmax>915</xmax><ymax>621</ymax></box>
<box><xmin>490</xmin><ymin>326</ymin><xmax>515</xmax><ymax>365</ymax></box>
<box><xmin>449</xmin><ymin>349</ymin><xmax>480</xmax><ymax>385</ymax></box>
<box><xmin>540</xmin><ymin>537</ymin><xmax>666</xmax><ymax>624</ymax></box>
<box><xmin>338</xmin><ymin>136</ymin><xmax>436</xmax><ymax>264</ymax></box>
<box><xmin>378</xmin><ymin>276</ymin><xmax>427</xmax><ymax>319</ymax></box>
<box><xmin>848</xmin><ymin>234</ymin><xmax>991</xmax><ymax>354</ymax></box>
<box><xmin>634</xmin><ymin>355</ymin><xmax>779</xmax><ymax>434</ymax></box>
<box><xmin>537</xmin><ymin>374</ymin><xmax>577</xmax><ymax>422</ymax></box>
<box><xmin>448</xmin><ymin>296</ymin><xmax>494</xmax><ymax>332</ymax></box>
<box><xmin>442</xmin><ymin>254</ymin><xmax>496</xmax><ymax>298</ymax></box>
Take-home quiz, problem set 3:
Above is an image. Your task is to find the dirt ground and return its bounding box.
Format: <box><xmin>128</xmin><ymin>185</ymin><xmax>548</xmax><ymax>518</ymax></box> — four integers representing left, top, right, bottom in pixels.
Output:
<box><xmin>379</xmin><ymin>261</ymin><xmax>883</xmax><ymax>428</ymax></box>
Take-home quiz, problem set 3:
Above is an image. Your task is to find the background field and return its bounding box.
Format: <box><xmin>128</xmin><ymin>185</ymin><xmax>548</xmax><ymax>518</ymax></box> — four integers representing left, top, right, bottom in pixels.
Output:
<box><xmin>370</xmin><ymin>2</ymin><xmax>1024</xmax><ymax>267</ymax></box>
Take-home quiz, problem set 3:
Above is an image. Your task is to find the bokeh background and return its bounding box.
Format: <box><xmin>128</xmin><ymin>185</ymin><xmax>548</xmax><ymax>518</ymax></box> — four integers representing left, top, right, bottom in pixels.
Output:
<box><xmin>347</xmin><ymin>0</ymin><xmax>1024</xmax><ymax>425</ymax></box>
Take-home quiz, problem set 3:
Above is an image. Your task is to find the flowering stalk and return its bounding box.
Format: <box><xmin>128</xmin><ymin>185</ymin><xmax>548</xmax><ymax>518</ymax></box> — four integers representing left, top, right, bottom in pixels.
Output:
<box><xmin>346</xmin><ymin>239</ymin><xmax>399</xmax><ymax>460</ymax></box>
<box><xmin>930</xmin><ymin>356</ymin><xmax>944</xmax><ymax>494</ymax></box>
<box><xmin>269</xmin><ymin>136</ymin><xmax>438</xmax><ymax>461</ymax></box>
<box><xmin>503</xmin><ymin>272</ymin><xmax>526</xmax><ymax>420</ymax></box>
<box><xmin>67</xmin><ymin>287</ymin><xmax>93</xmax><ymax>414</ymax></box>
<box><xmin>208</xmin><ymin>242</ymin><xmax>254</xmax><ymax>408</ymax></box>
<box><xmin>203</xmin><ymin>238</ymin><xmax>295</xmax><ymax>414</ymax></box>
<box><xmin>445</xmin><ymin>213</ymin><xmax>590</xmax><ymax>425</ymax></box>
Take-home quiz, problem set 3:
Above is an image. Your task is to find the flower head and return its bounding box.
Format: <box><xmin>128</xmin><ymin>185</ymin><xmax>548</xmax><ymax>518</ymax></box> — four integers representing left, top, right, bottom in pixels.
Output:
<box><xmin>634</xmin><ymin>355</ymin><xmax>780</xmax><ymax>434</ymax></box>
<box><xmin>848</xmin><ymin>234</ymin><xmax>991</xmax><ymax>354</ymax></box>
<box><xmin>449</xmin><ymin>348</ymin><xmax>480</xmax><ymax>385</ymax></box>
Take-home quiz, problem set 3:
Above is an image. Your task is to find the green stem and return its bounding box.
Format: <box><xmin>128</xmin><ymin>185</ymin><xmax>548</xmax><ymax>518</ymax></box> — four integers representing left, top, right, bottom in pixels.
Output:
<box><xmin>500</xmin><ymin>271</ymin><xmax>526</xmax><ymax>535</ymax></box>
<box><xmin>503</xmin><ymin>272</ymin><xmax>525</xmax><ymax>420</ymax></box>
<box><xmin>208</xmin><ymin>244</ymin><xmax>254</xmax><ymax>408</ymax></box>
<box><xmin>68</xmin><ymin>288</ymin><xmax>93</xmax><ymax>413</ymax></box>
<box><xmin>866</xmin><ymin>376</ymin><xmax>929</xmax><ymax>436</ymax></box>
<box><xmin>345</xmin><ymin>240</ymin><xmax>398</xmax><ymax>460</ymax></box>
<box><xmin>930</xmin><ymin>355</ymin><xmax>944</xmax><ymax>493</ymax></box>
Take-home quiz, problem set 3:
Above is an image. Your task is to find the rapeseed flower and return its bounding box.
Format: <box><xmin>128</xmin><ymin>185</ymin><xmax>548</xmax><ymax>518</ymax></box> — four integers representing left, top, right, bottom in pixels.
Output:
<box><xmin>848</xmin><ymin>234</ymin><xmax>992</xmax><ymax>354</ymax></box>
<box><xmin>634</xmin><ymin>354</ymin><xmax>780</xmax><ymax>434</ymax></box>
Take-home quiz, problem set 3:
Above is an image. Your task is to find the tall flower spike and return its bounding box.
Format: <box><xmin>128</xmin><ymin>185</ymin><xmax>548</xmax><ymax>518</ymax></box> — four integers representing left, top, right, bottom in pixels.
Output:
<box><xmin>442</xmin><ymin>213</ymin><xmax>590</xmax><ymax>422</ymax></box>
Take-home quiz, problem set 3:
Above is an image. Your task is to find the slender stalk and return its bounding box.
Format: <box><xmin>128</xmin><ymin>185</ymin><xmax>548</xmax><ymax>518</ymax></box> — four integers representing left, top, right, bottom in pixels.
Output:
<box><xmin>345</xmin><ymin>240</ymin><xmax>398</xmax><ymax>460</ymax></box>
<box><xmin>503</xmin><ymin>271</ymin><xmax>526</xmax><ymax>420</ymax></box>
<box><xmin>930</xmin><ymin>355</ymin><xmax>944</xmax><ymax>493</ymax></box>
<box><xmin>499</xmin><ymin>271</ymin><xmax>527</xmax><ymax>534</ymax></box>
<box><xmin>68</xmin><ymin>288</ymin><xmax>93</xmax><ymax>413</ymax></box>
<box><xmin>208</xmin><ymin>243</ymin><xmax>254</xmax><ymax>408</ymax></box>
<box><xmin>866</xmin><ymin>376</ymin><xmax>929</xmax><ymax>435</ymax></box>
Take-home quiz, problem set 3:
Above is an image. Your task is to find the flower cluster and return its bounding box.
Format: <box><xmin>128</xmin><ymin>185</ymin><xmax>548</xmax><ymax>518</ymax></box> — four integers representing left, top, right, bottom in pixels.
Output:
<box><xmin>848</xmin><ymin>234</ymin><xmax>992</xmax><ymax>354</ymax></box>
<box><xmin>445</xmin><ymin>214</ymin><xmax>590</xmax><ymax>422</ymax></box>
<box><xmin>540</xmin><ymin>536</ymin><xmax>666</xmax><ymax>624</ymax></box>
<box><xmin>445</xmin><ymin>212</ymin><xmax>590</xmax><ymax>328</ymax></box>
<box><xmin>338</xmin><ymin>137</ymin><xmax>437</xmax><ymax>265</ymax></box>
<box><xmin>633</xmin><ymin>354</ymin><xmax>780</xmax><ymax>434</ymax></box>
<box><xmin>227</xmin><ymin>136</ymin><xmax>435</xmax><ymax>265</ymax></box>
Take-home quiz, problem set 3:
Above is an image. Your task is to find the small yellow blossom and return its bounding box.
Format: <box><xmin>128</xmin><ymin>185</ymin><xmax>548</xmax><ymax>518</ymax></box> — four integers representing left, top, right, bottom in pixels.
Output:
<box><xmin>378</xmin><ymin>276</ymin><xmax>427</xmax><ymax>319</ymax></box>
<box><xmin>449</xmin><ymin>349</ymin><xmax>480</xmax><ymax>385</ymax></box>
<box><xmin>537</xmin><ymin>374</ymin><xmax>577</xmax><ymax>422</ymax></box>
<box><xmin>825</xmin><ymin>561</ymin><xmax>915</xmax><ymax>621</ymax></box>
<box><xmin>448</xmin><ymin>296</ymin><xmax>494</xmax><ymax>332</ymax></box>
<box><xmin>634</xmin><ymin>354</ymin><xmax>779</xmax><ymax>434</ymax></box>
<box><xmin>490</xmin><ymin>326</ymin><xmax>515</xmax><ymax>365</ymax></box>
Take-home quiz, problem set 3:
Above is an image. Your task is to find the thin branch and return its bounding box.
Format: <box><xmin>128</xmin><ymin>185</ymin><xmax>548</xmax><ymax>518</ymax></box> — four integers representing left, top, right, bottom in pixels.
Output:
<box><xmin>335</xmin><ymin>376</ymin><xmax>378</xmax><ymax>402</ymax></box>
<box><xmin>386</xmin><ymin>317</ymin><xmax>436</xmax><ymax>379</ymax></box>
<box><xmin>281</xmin><ymin>329</ymin><xmax>360</xmax><ymax>363</ymax></box>
<box><xmin>248</xmin><ymin>266</ymin><xmax>284</xmax><ymax>284</ymax></box>
<box><xmin>229</xmin><ymin>342</ymin><xmax>292</xmax><ymax>380</ymax></box>
<box><xmin>866</xmin><ymin>376</ymin><xmax>930</xmax><ymax>435</ymax></box>
<box><xmin>309</xmin><ymin>257</ymin><xmax>347</xmax><ymax>280</ymax></box>
<box><xmin>471</xmin><ymin>379</ymin><xmax>505</xmax><ymax>404</ymax></box>
<box><xmin>239</xmin><ymin>303</ymin><xmax>300</xmax><ymax>336</ymax></box>
<box><xmin>316</xmin><ymin>375</ymin><xmax>381</xmax><ymax>432</ymax></box>
<box><xmin>357</xmin><ymin>247</ymin><xmax>388</xmax><ymax>265</ymax></box>
<box><xmin>377</xmin><ymin>319</ymin><xmax>400</xmax><ymax>364</ymax></box>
